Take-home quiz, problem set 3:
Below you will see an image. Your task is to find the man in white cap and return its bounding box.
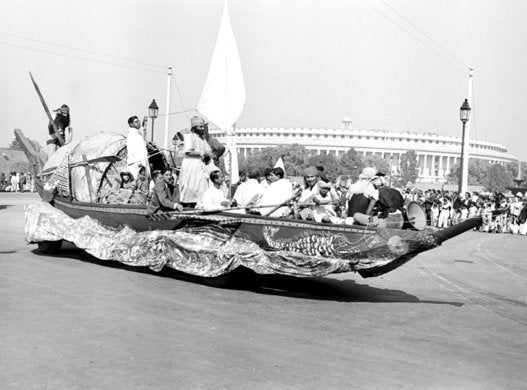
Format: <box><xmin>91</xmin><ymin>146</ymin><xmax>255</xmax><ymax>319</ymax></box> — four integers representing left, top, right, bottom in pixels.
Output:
<box><xmin>353</xmin><ymin>172</ymin><xmax>405</xmax><ymax>228</ymax></box>
<box><xmin>311</xmin><ymin>181</ymin><xmax>342</xmax><ymax>223</ymax></box>
<box><xmin>346</xmin><ymin>167</ymin><xmax>379</xmax><ymax>219</ymax></box>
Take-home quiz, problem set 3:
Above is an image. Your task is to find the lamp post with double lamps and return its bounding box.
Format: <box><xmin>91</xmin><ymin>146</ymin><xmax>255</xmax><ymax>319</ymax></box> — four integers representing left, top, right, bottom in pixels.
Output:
<box><xmin>458</xmin><ymin>99</ymin><xmax>471</xmax><ymax>194</ymax></box>
<box><xmin>148</xmin><ymin>99</ymin><xmax>159</xmax><ymax>142</ymax></box>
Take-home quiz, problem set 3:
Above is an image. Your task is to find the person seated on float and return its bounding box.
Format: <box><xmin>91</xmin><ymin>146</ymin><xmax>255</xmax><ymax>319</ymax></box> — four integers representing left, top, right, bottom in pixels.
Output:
<box><xmin>260</xmin><ymin>167</ymin><xmax>273</xmax><ymax>189</ymax></box>
<box><xmin>256</xmin><ymin>167</ymin><xmax>294</xmax><ymax>217</ymax></box>
<box><xmin>135</xmin><ymin>166</ymin><xmax>148</xmax><ymax>194</ymax></box>
<box><xmin>311</xmin><ymin>181</ymin><xmax>342</xmax><ymax>224</ymax></box>
<box><xmin>232</xmin><ymin>168</ymin><xmax>264</xmax><ymax>213</ymax></box>
<box><xmin>148</xmin><ymin>168</ymin><xmax>184</xmax><ymax>213</ymax></box>
<box><xmin>316</xmin><ymin>165</ymin><xmax>329</xmax><ymax>183</ymax></box>
<box><xmin>297</xmin><ymin>166</ymin><xmax>320</xmax><ymax>220</ymax></box>
<box><xmin>346</xmin><ymin>167</ymin><xmax>380</xmax><ymax>220</ymax></box>
<box><xmin>353</xmin><ymin>172</ymin><xmax>404</xmax><ymax>228</ymax></box>
<box><xmin>119</xmin><ymin>170</ymin><xmax>136</xmax><ymax>190</ymax></box>
<box><xmin>198</xmin><ymin>170</ymin><xmax>232</xmax><ymax>211</ymax></box>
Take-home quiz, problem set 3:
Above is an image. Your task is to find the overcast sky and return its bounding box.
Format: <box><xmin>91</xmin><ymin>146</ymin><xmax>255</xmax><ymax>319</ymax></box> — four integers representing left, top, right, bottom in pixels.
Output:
<box><xmin>1</xmin><ymin>0</ymin><xmax>526</xmax><ymax>161</ymax></box>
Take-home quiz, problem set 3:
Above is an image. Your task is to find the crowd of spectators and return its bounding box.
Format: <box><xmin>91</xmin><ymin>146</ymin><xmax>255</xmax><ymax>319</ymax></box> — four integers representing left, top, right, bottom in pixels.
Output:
<box><xmin>0</xmin><ymin>172</ymin><xmax>35</xmax><ymax>192</ymax></box>
<box><xmin>401</xmin><ymin>188</ymin><xmax>527</xmax><ymax>235</ymax></box>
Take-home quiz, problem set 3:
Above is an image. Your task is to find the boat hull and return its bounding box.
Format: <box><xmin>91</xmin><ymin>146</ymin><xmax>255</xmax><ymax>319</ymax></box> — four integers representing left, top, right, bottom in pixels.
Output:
<box><xmin>46</xmin><ymin>197</ymin><xmax>483</xmax><ymax>278</ymax></box>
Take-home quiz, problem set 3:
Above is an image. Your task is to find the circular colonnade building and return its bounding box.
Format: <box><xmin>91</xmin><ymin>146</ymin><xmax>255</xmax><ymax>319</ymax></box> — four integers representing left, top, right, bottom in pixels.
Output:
<box><xmin>210</xmin><ymin>117</ymin><xmax>517</xmax><ymax>184</ymax></box>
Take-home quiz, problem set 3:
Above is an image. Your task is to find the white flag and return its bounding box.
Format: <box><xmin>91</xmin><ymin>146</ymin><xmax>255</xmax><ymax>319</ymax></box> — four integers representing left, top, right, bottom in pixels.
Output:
<box><xmin>274</xmin><ymin>157</ymin><xmax>285</xmax><ymax>174</ymax></box>
<box><xmin>197</xmin><ymin>0</ymin><xmax>245</xmax><ymax>131</ymax></box>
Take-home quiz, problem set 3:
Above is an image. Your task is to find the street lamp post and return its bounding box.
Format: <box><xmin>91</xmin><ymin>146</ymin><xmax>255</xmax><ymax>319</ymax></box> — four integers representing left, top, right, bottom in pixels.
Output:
<box><xmin>389</xmin><ymin>155</ymin><xmax>394</xmax><ymax>187</ymax></box>
<box><xmin>458</xmin><ymin>98</ymin><xmax>471</xmax><ymax>194</ymax></box>
<box><xmin>148</xmin><ymin>99</ymin><xmax>159</xmax><ymax>142</ymax></box>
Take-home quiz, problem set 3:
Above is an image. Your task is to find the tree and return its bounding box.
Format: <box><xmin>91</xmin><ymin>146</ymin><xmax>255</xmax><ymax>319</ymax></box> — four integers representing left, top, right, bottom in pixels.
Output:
<box><xmin>448</xmin><ymin>159</ymin><xmax>514</xmax><ymax>191</ymax></box>
<box><xmin>363</xmin><ymin>154</ymin><xmax>390</xmax><ymax>176</ymax></box>
<box><xmin>8</xmin><ymin>138</ymin><xmax>23</xmax><ymax>151</ymax></box>
<box><xmin>398</xmin><ymin>150</ymin><xmax>419</xmax><ymax>185</ymax></box>
<box><xmin>505</xmin><ymin>161</ymin><xmax>527</xmax><ymax>183</ymax></box>
<box><xmin>480</xmin><ymin>164</ymin><xmax>513</xmax><ymax>192</ymax></box>
<box><xmin>307</xmin><ymin>153</ymin><xmax>339</xmax><ymax>181</ymax></box>
<box><xmin>338</xmin><ymin>148</ymin><xmax>364</xmax><ymax>180</ymax></box>
<box><xmin>238</xmin><ymin>144</ymin><xmax>312</xmax><ymax>176</ymax></box>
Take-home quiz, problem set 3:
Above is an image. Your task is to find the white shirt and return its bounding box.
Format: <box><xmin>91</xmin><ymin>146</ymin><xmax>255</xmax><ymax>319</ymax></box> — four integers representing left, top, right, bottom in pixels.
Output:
<box><xmin>234</xmin><ymin>179</ymin><xmax>264</xmax><ymax>207</ymax></box>
<box><xmin>199</xmin><ymin>186</ymin><xmax>229</xmax><ymax>210</ymax></box>
<box><xmin>126</xmin><ymin>127</ymin><xmax>149</xmax><ymax>181</ymax></box>
<box><xmin>258</xmin><ymin>178</ymin><xmax>293</xmax><ymax>217</ymax></box>
<box><xmin>299</xmin><ymin>182</ymin><xmax>319</xmax><ymax>203</ymax></box>
<box><xmin>347</xmin><ymin>179</ymin><xmax>379</xmax><ymax>201</ymax></box>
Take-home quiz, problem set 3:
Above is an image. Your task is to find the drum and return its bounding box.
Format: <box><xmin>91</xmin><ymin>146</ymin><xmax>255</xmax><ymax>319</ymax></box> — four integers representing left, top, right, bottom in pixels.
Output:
<box><xmin>405</xmin><ymin>201</ymin><xmax>427</xmax><ymax>231</ymax></box>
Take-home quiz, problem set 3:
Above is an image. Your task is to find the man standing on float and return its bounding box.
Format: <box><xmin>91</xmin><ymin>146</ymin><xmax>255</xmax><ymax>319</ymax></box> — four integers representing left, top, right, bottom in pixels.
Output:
<box><xmin>126</xmin><ymin>116</ymin><xmax>150</xmax><ymax>181</ymax></box>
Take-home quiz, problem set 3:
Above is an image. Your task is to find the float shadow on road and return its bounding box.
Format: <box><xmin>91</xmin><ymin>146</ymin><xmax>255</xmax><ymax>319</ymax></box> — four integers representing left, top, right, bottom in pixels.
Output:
<box><xmin>31</xmin><ymin>244</ymin><xmax>463</xmax><ymax>306</ymax></box>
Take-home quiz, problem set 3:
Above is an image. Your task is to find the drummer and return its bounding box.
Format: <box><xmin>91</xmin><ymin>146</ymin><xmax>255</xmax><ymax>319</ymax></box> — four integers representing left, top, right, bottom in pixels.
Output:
<box><xmin>353</xmin><ymin>172</ymin><xmax>404</xmax><ymax>228</ymax></box>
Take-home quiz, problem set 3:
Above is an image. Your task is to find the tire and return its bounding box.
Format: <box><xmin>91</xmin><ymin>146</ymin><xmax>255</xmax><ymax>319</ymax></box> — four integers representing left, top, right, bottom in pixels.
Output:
<box><xmin>200</xmin><ymin>267</ymin><xmax>257</xmax><ymax>288</ymax></box>
<box><xmin>36</xmin><ymin>240</ymin><xmax>63</xmax><ymax>254</ymax></box>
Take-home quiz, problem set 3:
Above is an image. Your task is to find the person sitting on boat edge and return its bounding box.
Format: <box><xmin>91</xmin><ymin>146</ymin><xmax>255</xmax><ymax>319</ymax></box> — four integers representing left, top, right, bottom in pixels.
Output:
<box><xmin>47</xmin><ymin>104</ymin><xmax>72</xmax><ymax>155</ymax></box>
<box><xmin>346</xmin><ymin>167</ymin><xmax>379</xmax><ymax>222</ymax></box>
<box><xmin>255</xmin><ymin>167</ymin><xmax>294</xmax><ymax>217</ymax></box>
<box><xmin>260</xmin><ymin>167</ymin><xmax>273</xmax><ymax>189</ymax></box>
<box><xmin>119</xmin><ymin>170</ymin><xmax>136</xmax><ymax>190</ymax></box>
<box><xmin>296</xmin><ymin>166</ymin><xmax>320</xmax><ymax>220</ymax></box>
<box><xmin>353</xmin><ymin>172</ymin><xmax>404</xmax><ymax>229</ymax></box>
<box><xmin>231</xmin><ymin>168</ymin><xmax>264</xmax><ymax>213</ymax></box>
<box><xmin>148</xmin><ymin>168</ymin><xmax>183</xmax><ymax>213</ymax></box>
<box><xmin>310</xmin><ymin>181</ymin><xmax>342</xmax><ymax>224</ymax></box>
<box><xmin>198</xmin><ymin>170</ymin><xmax>232</xmax><ymax>211</ymax></box>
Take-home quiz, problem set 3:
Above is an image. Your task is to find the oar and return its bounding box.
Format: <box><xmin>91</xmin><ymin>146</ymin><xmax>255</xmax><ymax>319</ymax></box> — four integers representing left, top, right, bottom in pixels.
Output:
<box><xmin>29</xmin><ymin>72</ymin><xmax>64</xmax><ymax>146</ymax></box>
<box><xmin>127</xmin><ymin>147</ymin><xmax>175</xmax><ymax>166</ymax></box>
<box><xmin>177</xmin><ymin>203</ymin><xmax>293</xmax><ymax>215</ymax></box>
<box><xmin>147</xmin><ymin>202</ymin><xmax>298</xmax><ymax>221</ymax></box>
<box><xmin>263</xmin><ymin>190</ymin><xmax>302</xmax><ymax>217</ymax></box>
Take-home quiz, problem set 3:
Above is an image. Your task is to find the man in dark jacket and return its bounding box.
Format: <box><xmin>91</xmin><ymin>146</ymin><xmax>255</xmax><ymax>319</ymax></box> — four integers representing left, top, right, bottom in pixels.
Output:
<box><xmin>148</xmin><ymin>168</ymin><xmax>184</xmax><ymax>213</ymax></box>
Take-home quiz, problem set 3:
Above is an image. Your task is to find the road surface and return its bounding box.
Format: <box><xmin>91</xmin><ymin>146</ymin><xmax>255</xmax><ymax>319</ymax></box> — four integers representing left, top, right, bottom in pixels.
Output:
<box><xmin>1</xmin><ymin>192</ymin><xmax>526</xmax><ymax>389</ymax></box>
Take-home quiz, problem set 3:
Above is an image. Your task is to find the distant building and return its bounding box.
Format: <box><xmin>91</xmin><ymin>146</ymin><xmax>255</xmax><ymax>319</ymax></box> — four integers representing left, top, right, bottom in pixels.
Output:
<box><xmin>210</xmin><ymin>118</ymin><xmax>517</xmax><ymax>183</ymax></box>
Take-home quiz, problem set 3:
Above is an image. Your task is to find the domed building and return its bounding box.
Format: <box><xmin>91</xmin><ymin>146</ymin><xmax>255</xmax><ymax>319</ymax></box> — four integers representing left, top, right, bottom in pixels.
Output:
<box><xmin>209</xmin><ymin>116</ymin><xmax>517</xmax><ymax>183</ymax></box>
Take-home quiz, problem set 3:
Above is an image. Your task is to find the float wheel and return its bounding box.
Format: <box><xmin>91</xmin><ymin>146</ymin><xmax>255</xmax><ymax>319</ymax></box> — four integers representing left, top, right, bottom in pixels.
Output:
<box><xmin>36</xmin><ymin>240</ymin><xmax>63</xmax><ymax>254</ymax></box>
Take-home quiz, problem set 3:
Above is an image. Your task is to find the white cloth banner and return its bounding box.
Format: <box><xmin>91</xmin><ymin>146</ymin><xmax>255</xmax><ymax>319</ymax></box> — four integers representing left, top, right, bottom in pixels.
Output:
<box><xmin>197</xmin><ymin>0</ymin><xmax>245</xmax><ymax>132</ymax></box>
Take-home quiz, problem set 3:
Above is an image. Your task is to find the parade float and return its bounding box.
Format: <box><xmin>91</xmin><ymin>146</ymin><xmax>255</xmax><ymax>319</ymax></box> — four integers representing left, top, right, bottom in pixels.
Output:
<box><xmin>20</xmin><ymin>1</ymin><xmax>485</xmax><ymax>284</ymax></box>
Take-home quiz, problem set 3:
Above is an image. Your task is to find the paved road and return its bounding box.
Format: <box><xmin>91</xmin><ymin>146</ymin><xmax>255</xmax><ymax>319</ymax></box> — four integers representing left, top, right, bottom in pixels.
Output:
<box><xmin>1</xmin><ymin>193</ymin><xmax>526</xmax><ymax>389</ymax></box>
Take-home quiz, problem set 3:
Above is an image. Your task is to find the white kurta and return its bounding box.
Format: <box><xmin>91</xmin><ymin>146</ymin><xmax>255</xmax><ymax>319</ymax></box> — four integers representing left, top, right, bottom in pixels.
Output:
<box><xmin>233</xmin><ymin>179</ymin><xmax>264</xmax><ymax>207</ymax></box>
<box><xmin>199</xmin><ymin>186</ymin><xmax>229</xmax><ymax>210</ymax></box>
<box><xmin>126</xmin><ymin>127</ymin><xmax>149</xmax><ymax>181</ymax></box>
<box><xmin>179</xmin><ymin>133</ymin><xmax>213</xmax><ymax>203</ymax></box>
<box><xmin>257</xmin><ymin>179</ymin><xmax>293</xmax><ymax>217</ymax></box>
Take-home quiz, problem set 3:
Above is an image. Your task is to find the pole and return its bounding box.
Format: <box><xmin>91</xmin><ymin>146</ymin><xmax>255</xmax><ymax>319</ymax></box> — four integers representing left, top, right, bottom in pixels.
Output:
<box><xmin>151</xmin><ymin>117</ymin><xmax>155</xmax><ymax>142</ymax></box>
<box><xmin>461</xmin><ymin>69</ymin><xmax>473</xmax><ymax>194</ymax></box>
<box><xmin>458</xmin><ymin>121</ymin><xmax>466</xmax><ymax>194</ymax></box>
<box><xmin>28</xmin><ymin>72</ymin><xmax>64</xmax><ymax>146</ymax></box>
<box><xmin>389</xmin><ymin>156</ymin><xmax>393</xmax><ymax>187</ymax></box>
<box><xmin>164</xmin><ymin>67</ymin><xmax>172</xmax><ymax>149</ymax></box>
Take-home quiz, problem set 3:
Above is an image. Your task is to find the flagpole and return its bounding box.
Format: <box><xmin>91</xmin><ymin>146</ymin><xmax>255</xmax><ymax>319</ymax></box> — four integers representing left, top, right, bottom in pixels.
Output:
<box><xmin>163</xmin><ymin>67</ymin><xmax>172</xmax><ymax>149</ymax></box>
